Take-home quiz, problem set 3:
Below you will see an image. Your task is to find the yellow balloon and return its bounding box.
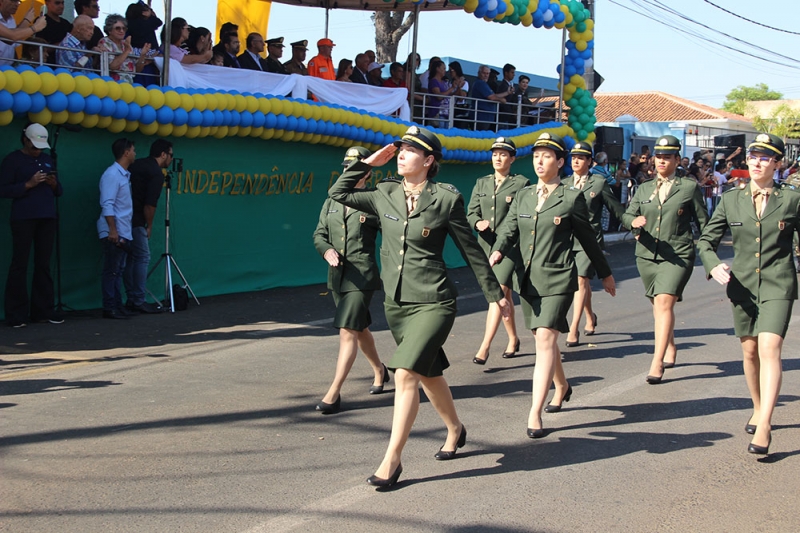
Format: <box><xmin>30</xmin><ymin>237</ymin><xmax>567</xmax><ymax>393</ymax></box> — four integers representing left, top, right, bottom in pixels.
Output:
<box><xmin>28</xmin><ymin>109</ymin><xmax>52</xmax><ymax>125</ymax></box>
<box><xmin>249</xmin><ymin>126</ymin><xmax>264</xmax><ymax>137</ymax></box>
<box><xmin>191</xmin><ymin>94</ymin><xmax>207</xmax><ymax>112</ymax></box>
<box><xmin>237</xmin><ymin>126</ymin><xmax>251</xmax><ymax>137</ymax></box>
<box><xmin>584</xmin><ymin>31</ymin><xmax>594</xmax><ymax>41</ymax></box>
<box><xmin>91</xmin><ymin>78</ymin><xmax>109</xmax><ymax>99</ymax></box>
<box><xmin>261</xmin><ymin>128</ymin><xmax>275</xmax><ymax>140</ymax></box>
<box><xmin>51</xmin><ymin>110</ymin><xmax>69</xmax><ymax>124</ymax></box>
<box><xmin>4</xmin><ymin>70</ymin><xmax>23</xmax><ymax>93</ymax></box>
<box><xmin>270</xmin><ymin>98</ymin><xmax>283</xmax><ymax>115</ymax></box>
<box><xmin>309</xmin><ymin>134</ymin><xmax>321</xmax><ymax>144</ymax></box>
<box><xmin>245</xmin><ymin>95</ymin><xmax>259</xmax><ymax>114</ymax></box>
<box><xmin>185</xmin><ymin>126</ymin><xmax>201</xmax><ymax>138</ymax></box>
<box><xmin>204</xmin><ymin>93</ymin><xmax>217</xmax><ymax>111</ymax></box>
<box><xmin>81</xmin><ymin>115</ymin><xmax>100</xmax><ymax>128</ymax></box>
<box><xmin>310</xmin><ymin>105</ymin><xmax>322</xmax><ymax>121</ymax></box>
<box><xmin>119</xmin><ymin>82</ymin><xmax>136</xmax><ymax>103</ymax></box>
<box><xmin>96</xmin><ymin>116</ymin><xmax>113</xmax><ymax>129</ymax></box>
<box><xmin>67</xmin><ymin>112</ymin><xmax>85</xmax><ymax>125</ymax></box>
<box><xmin>213</xmin><ymin>126</ymin><xmax>229</xmax><ymax>138</ymax></box>
<box><xmin>300</xmin><ymin>103</ymin><xmax>314</xmax><ymax>119</ymax></box>
<box><xmin>39</xmin><ymin>73</ymin><xmax>59</xmax><ymax>96</ymax></box>
<box><xmin>134</xmin><ymin>85</ymin><xmax>150</xmax><ymax>106</ymax></box>
<box><xmin>164</xmin><ymin>90</ymin><xmax>181</xmax><ymax>110</ymax></box>
<box><xmin>106</xmin><ymin>81</ymin><xmax>122</xmax><ymax>101</ymax></box>
<box><xmin>258</xmin><ymin>98</ymin><xmax>271</xmax><ymax>115</ymax></box>
<box><xmin>227</xmin><ymin>126</ymin><xmax>239</xmax><ymax>136</ymax></box>
<box><xmin>225</xmin><ymin>94</ymin><xmax>237</xmax><ymax>111</ymax></box>
<box><xmin>124</xmin><ymin>120</ymin><xmax>139</xmax><ymax>132</ymax></box>
<box><xmin>575</xmin><ymin>40</ymin><xmax>587</xmax><ymax>52</ymax></box>
<box><xmin>107</xmin><ymin>119</ymin><xmax>127</xmax><ymax>133</ymax></box>
<box><xmin>464</xmin><ymin>0</ymin><xmax>479</xmax><ymax>13</ymax></box>
<box><xmin>585</xmin><ymin>19</ymin><xmax>594</xmax><ymax>30</ymax></box>
<box><xmin>234</xmin><ymin>94</ymin><xmax>247</xmax><ymax>113</ymax></box>
<box><xmin>179</xmin><ymin>93</ymin><xmax>193</xmax><ymax>111</ymax></box>
<box><xmin>157</xmin><ymin>124</ymin><xmax>173</xmax><ymax>137</ymax></box>
<box><xmin>148</xmin><ymin>88</ymin><xmax>165</xmax><ymax>109</ymax></box>
<box><xmin>319</xmin><ymin>106</ymin><xmax>331</xmax><ymax>122</ymax></box>
<box><xmin>199</xmin><ymin>127</ymin><xmax>211</xmax><ymax>137</ymax></box>
<box><xmin>521</xmin><ymin>13</ymin><xmax>533</xmax><ymax>26</ymax></box>
<box><xmin>139</xmin><ymin>122</ymin><xmax>159</xmax><ymax>135</ymax></box>
<box><xmin>0</xmin><ymin>110</ymin><xmax>14</xmax><ymax>126</ymax></box>
<box><xmin>0</xmin><ymin>72</ymin><xmax>5</xmax><ymax>91</ymax></box>
<box><xmin>172</xmin><ymin>124</ymin><xmax>188</xmax><ymax>137</ymax></box>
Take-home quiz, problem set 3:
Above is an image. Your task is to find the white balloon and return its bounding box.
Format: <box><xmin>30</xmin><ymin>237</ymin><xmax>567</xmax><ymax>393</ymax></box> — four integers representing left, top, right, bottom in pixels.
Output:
<box><xmin>542</xmin><ymin>10</ymin><xmax>553</xmax><ymax>22</ymax></box>
<box><xmin>487</xmin><ymin>0</ymin><xmax>498</xmax><ymax>10</ymax></box>
<box><xmin>584</xmin><ymin>58</ymin><xmax>593</xmax><ymax>69</ymax></box>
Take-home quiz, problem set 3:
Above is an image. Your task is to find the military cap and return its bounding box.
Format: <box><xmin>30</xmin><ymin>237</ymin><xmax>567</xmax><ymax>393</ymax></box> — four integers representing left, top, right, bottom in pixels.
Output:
<box><xmin>342</xmin><ymin>146</ymin><xmax>371</xmax><ymax>166</ymax></box>
<box><xmin>653</xmin><ymin>135</ymin><xmax>682</xmax><ymax>155</ymax></box>
<box><xmin>290</xmin><ymin>40</ymin><xmax>308</xmax><ymax>50</ymax></box>
<box><xmin>393</xmin><ymin>125</ymin><xmax>443</xmax><ymax>161</ymax></box>
<box><xmin>532</xmin><ymin>132</ymin><xmax>566</xmax><ymax>154</ymax></box>
<box><xmin>570</xmin><ymin>141</ymin><xmax>593</xmax><ymax>157</ymax></box>
<box><xmin>748</xmin><ymin>132</ymin><xmax>785</xmax><ymax>159</ymax></box>
<box><xmin>489</xmin><ymin>68</ymin><xmax>500</xmax><ymax>77</ymax></box>
<box><xmin>266</xmin><ymin>37</ymin><xmax>285</xmax><ymax>47</ymax></box>
<box><xmin>491</xmin><ymin>137</ymin><xmax>516</xmax><ymax>156</ymax></box>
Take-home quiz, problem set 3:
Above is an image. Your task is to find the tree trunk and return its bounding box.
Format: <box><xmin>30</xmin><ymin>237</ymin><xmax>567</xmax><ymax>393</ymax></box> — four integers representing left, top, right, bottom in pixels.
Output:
<box><xmin>373</xmin><ymin>12</ymin><xmax>416</xmax><ymax>64</ymax></box>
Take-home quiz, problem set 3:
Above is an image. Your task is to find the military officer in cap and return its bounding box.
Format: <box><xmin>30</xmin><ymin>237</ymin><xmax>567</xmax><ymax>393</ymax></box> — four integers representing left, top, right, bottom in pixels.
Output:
<box><xmin>313</xmin><ymin>146</ymin><xmax>388</xmax><ymax>415</ymax></box>
<box><xmin>622</xmin><ymin>134</ymin><xmax>708</xmax><ymax>384</ymax></box>
<box><xmin>330</xmin><ymin>126</ymin><xmax>511</xmax><ymax>488</ymax></box>
<box><xmin>264</xmin><ymin>37</ymin><xmax>287</xmax><ymax>74</ymax></box>
<box><xmin>490</xmin><ymin>132</ymin><xmax>615</xmax><ymax>438</ymax></box>
<box><xmin>468</xmin><ymin>137</ymin><xmax>530</xmax><ymax>364</ymax></box>
<box><xmin>284</xmin><ymin>40</ymin><xmax>309</xmax><ymax>75</ymax></box>
<box><xmin>698</xmin><ymin>133</ymin><xmax>799</xmax><ymax>455</ymax></box>
<box><xmin>565</xmin><ymin>141</ymin><xmax>627</xmax><ymax>348</ymax></box>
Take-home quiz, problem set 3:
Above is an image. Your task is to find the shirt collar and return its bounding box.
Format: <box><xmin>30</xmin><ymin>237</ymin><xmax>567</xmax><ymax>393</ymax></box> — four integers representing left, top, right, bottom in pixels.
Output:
<box><xmin>112</xmin><ymin>161</ymin><xmax>130</xmax><ymax>178</ymax></box>
<box><xmin>537</xmin><ymin>179</ymin><xmax>560</xmax><ymax>193</ymax></box>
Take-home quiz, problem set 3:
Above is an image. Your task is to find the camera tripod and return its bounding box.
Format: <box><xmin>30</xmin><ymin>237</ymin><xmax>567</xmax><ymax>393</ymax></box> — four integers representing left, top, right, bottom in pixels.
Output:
<box><xmin>146</xmin><ymin>168</ymin><xmax>199</xmax><ymax>313</ymax></box>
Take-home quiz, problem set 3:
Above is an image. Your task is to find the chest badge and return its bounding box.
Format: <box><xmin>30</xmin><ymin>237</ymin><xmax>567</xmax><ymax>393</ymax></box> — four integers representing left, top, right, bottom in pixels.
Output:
<box><xmin>421</xmin><ymin>227</ymin><xmax>431</xmax><ymax>237</ymax></box>
<box><xmin>779</xmin><ymin>221</ymin><xmax>786</xmax><ymax>231</ymax></box>
<box><xmin>506</xmin><ymin>195</ymin><xmax>513</xmax><ymax>203</ymax></box>
<box><xmin>553</xmin><ymin>216</ymin><xmax>562</xmax><ymax>225</ymax></box>
<box><xmin>590</xmin><ymin>191</ymin><xmax>596</xmax><ymax>198</ymax></box>
<box><xmin>359</xmin><ymin>215</ymin><xmax>366</xmax><ymax>223</ymax></box>
<box><xmin>678</xmin><ymin>208</ymin><xmax>684</xmax><ymax>216</ymax></box>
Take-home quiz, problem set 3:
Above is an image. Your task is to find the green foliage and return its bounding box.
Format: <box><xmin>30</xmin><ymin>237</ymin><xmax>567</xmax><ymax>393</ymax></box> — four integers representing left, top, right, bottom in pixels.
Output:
<box><xmin>750</xmin><ymin>103</ymin><xmax>800</xmax><ymax>140</ymax></box>
<box><xmin>721</xmin><ymin>83</ymin><xmax>783</xmax><ymax>115</ymax></box>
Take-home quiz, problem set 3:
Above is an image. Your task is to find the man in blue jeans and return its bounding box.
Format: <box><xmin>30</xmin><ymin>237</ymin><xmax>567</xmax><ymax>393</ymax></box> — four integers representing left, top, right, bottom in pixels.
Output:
<box><xmin>123</xmin><ymin>139</ymin><xmax>172</xmax><ymax>314</ymax></box>
<box><xmin>97</xmin><ymin>138</ymin><xmax>136</xmax><ymax>319</ymax></box>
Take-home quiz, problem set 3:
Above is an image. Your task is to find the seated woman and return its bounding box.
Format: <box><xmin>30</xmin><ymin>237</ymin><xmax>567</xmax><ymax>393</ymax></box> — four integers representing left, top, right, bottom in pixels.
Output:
<box><xmin>336</xmin><ymin>58</ymin><xmax>353</xmax><ymax>82</ymax></box>
<box><xmin>97</xmin><ymin>14</ymin><xmax>150</xmax><ymax>84</ymax></box>
<box><xmin>186</xmin><ymin>27</ymin><xmax>212</xmax><ymax>61</ymax></box>
<box><xmin>162</xmin><ymin>17</ymin><xmax>211</xmax><ymax>65</ymax></box>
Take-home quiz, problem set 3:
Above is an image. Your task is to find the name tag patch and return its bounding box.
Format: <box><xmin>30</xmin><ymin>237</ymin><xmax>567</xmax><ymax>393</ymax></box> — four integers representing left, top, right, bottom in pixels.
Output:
<box><xmin>641</xmin><ymin>200</ymin><xmax>652</xmax><ymax>204</ymax></box>
<box><xmin>520</xmin><ymin>214</ymin><xmax>532</xmax><ymax>218</ymax></box>
<box><xmin>384</xmin><ymin>214</ymin><xmax>399</xmax><ymax>221</ymax></box>
<box><xmin>730</xmin><ymin>222</ymin><xmax>743</xmax><ymax>226</ymax></box>
<box><xmin>328</xmin><ymin>209</ymin><xmax>338</xmax><ymax>213</ymax></box>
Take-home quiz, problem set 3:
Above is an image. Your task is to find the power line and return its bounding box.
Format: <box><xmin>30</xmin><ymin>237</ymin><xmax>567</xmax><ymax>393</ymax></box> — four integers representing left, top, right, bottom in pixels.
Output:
<box><xmin>701</xmin><ymin>0</ymin><xmax>800</xmax><ymax>36</ymax></box>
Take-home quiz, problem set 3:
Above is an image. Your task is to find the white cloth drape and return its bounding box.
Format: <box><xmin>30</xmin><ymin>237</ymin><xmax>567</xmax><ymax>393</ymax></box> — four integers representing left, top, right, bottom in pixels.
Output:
<box><xmin>156</xmin><ymin>58</ymin><xmax>410</xmax><ymax>121</ymax></box>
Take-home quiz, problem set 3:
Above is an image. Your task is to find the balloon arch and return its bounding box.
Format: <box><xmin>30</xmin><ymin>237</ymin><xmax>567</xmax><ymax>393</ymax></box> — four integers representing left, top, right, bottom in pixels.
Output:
<box><xmin>0</xmin><ymin>0</ymin><xmax>597</xmax><ymax>162</ymax></box>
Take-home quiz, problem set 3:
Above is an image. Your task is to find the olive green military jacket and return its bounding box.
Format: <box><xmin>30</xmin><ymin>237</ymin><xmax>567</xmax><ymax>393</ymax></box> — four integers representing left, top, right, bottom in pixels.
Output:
<box><xmin>466</xmin><ymin>173</ymin><xmax>531</xmax><ymax>254</ymax></box>
<box><xmin>313</xmin><ymin>198</ymin><xmax>381</xmax><ymax>293</ymax></box>
<box><xmin>493</xmin><ymin>182</ymin><xmax>612</xmax><ymax>297</ymax></box>
<box><xmin>567</xmin><ymin>173</ymin><xmax>627</xmax><ymax>250</ymax></box>
<box><xmin>622</xmin><ymin>176</ymin><xmax>709</xmax><ymax>263</ymax></box>
<box><xmin>697</xmin><ymin>182</ymin><xmax>800</xmax><ymax>302</ymax></box>
<box><xmin>329</xmin><ymin>161</ymin><xmax>504</xmax><ymax>304</ymax></box>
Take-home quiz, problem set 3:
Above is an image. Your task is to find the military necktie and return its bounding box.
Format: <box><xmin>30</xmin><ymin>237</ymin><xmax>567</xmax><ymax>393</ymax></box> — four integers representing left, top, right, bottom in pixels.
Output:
<box><xmin>574</xmin><ymin>175</ymin><xmax>587</xmax><ymax>190</ymax></box>
<box><xmin>536</xmin><ymin>184</ymin><xmax>549</xmax><ymax>212</ymax></box>
<box><xmin>753</xmin><ymin>189</ymin><xmax>769</xmax><ymax>219</ymax></box>
<box><xmin>403</xmin><ymin>180</ymin><xmax>426</xmax><ymax>215</ymax></box>
<box><xmin>657</xmin><ymin>176</ymin><xmax>672</xmax><ymax>204</ymax></box>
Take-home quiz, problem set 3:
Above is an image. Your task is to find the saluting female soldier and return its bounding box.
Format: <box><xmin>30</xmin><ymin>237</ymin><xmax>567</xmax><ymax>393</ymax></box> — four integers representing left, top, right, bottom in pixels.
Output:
<box><xmin>312</xmin><ymin>147</ymin><xmax>388</xmax><ymax>414</ymax></box>
<box><xmin>329</xmin><ymin>126</ymin><xmax>511</xmax><ymax>487</ymax></box>
<box><xmin>622</xmin><ymin>135</ymin><xmax>709</xmax><ymax>384</ymax></box>
<box><xmin>698</xmin><ymin>133</ymin><xmax>798</xmax><ymax>455</ymax></box>
<box><xmin>565</xmin><ymin>142</ymin><xmax>626</xmax><ymax>347</ymax></box>
<box><xmin>490</xmin><ymin>133</ymin><xmax>615</xmax><ymax>438</ymax></box>
<box><xmin>467</xmin><ymin>137</ymin><xmax>530</xmax><ymax>364</ymax></box>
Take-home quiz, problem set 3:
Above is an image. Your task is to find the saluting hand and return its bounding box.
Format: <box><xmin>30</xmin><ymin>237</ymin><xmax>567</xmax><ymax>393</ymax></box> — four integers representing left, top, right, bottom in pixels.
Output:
<box><xmin>363</xmin><ymin>144</ymin><xmax>397</xmax><ymax>167</ymax></box>
<box><xmin>488</xmin><ymin>251</ymin><xmax>503</xmax><ymax>267</ymax></box>
<box><xmin>324</xmin><ymin>248</ymin><xmax>340</xmax><ymax>267</ymax></box>
<box><xmin>631</xmin><ymin>215</ymin><xmax>646</xmax><ymax>228</ymax></box>
<box><xmin>602</xmin><ymin>275</ymin><xmax>616</xmax><ymax>297</ymax></box>
<box><xmin>710</xmin><ymin>263</ymin><xmax>731</xmax><ymax>285</ymax></box>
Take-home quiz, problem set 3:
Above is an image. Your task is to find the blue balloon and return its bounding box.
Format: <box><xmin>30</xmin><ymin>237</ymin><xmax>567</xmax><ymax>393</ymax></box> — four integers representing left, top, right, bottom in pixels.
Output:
<box><xmin>486</xmin><ymin>9</ymin><xmax>498</xmax><ymax>18</ymax></box>
<box><xmin>533</xmin><ymin>13</ymin><xmax>544</xmax><ymax>27</ymax></box>
<box><xmin>127</xmin><ymin>102</ymin><xmax>142</xmax><ymax>121</ymax></box>
<box><xmin>333</xmin><ymin>123</ymin><xmax>344</xmax><ymax>137</ymax></box>
<box><xmin>286</xmin><ymin>115</ymin><xmax>298</xmax><ymax>132</ymax></box>
<box><xmin>306</xmin><ymin>118</ymin><xmax>317</xmax><ymax>133</ymax></box>
<box><xmin>213</xmin><ymin>109</ymin><xmax>224</xmax><ymax>127</ymax></box>
<box><xmin>251</xmin><ymin>111</ymin><xmax>265</xmax><ymax>128</ymax></box>
<box><xmin>173</xmin><ymin>108</ymin><xmax>188</xmax><ymax>126</ymax></box>
<box><xmin>66</xmin><ymin>92</ymin><xmax>85</xmax><ymax>113</ymax></box>
<box><xmin>45</xmin><ymin>91</ymin><xmax>68</xmax><ymax>113</ymax></box>
<box><xmin>238</xmin><ymin>111</ymin><xmax>252</xmax><ymax>128</ymax></box>
<box><xmin>264</xmin><ymin>112</ymin><xmax>277</xmax><ymax>129</ymax></box>
<box><xmin>11</xmin><ymin>92</ymin><xmax>32</xmax><ymax>114</ymax></box>
<box><xmin>497</xmin><ymin>1</ymin><xmax>507</xmax><ymax>14</ymax></box>
<box><xmin>139</xmin><ymin>105</ymin><xmax>157</xmax><ymax>125</ymax></box>
<box><xmin>112</xmin><ymin>100</ymin><xmax>128</xmax><ymax>119</ymax></box>
<box><xmin>275</xmin><ymin>114</ymin><xmax>288</xmax><ymax>130</ymax></box>
<box><xmin>474</xmin><ymin>5</ymin><xmax>488</xmax><ymax>18</ymax></box>
<box><xmin>29</xmin><ymin>93</ymin><xmax>46</xmax><ymax>113</ymax></box>
<box><xmin>565</xmin><ymin>65</ymin><xmax>577</xmax><ymax>78</ymax></box>
<box><xmin>201</xmin><ymin>109</ymin><xmax>215</xmax><ymax>127</ymax></box>
<box><xmin>34</xmin><ymin>65</ymin><xmax>53</xmax><ymax>75</ymax></box>
<box><xmin>554</xmin><ymin>11</ymin><xmax>565</xmax><ymax>23</ymax></box>
<box><xmin>17</xmin><ymin>64</ymin><xmax>34</xmax><ymax>72</ymax></box>
<box><xmin>84</xmin><ymin>95</ymin><xmax>102</xmax><ymax>115</ymax></box>
<box><xmin>100</xmin><ymin>97</ymin><xmax>116</xmax><ymax>117</ymax></box>
<box><xmin>573</xmin><ymin>58</ymin><xmax>584</xmax><ymax>71</ymax></box>
<box><xmin>0</xmin><ymin>65</ymin><xmax>11</xmax><ymax>72</ymax></box>
<box><xmin>228</xmin><ymin>111</ymin><xmax>241</xmax><ymax>127</ymax></box>
<box><xmin>187</xmin><ymin>109</ymin><xmax>203</xmax><ymax>127</ymax></box>
<box><xmin>295</xmin><ymin>116</ymin><xmax>308</xmax><ymax>133</ymax></box>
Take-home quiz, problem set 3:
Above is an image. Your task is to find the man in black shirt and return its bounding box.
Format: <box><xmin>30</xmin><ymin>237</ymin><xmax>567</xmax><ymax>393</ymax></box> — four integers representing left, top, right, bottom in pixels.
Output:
<box><xmin>74</xmin><ymin>0</ymin><xmax>103</xmax><ymax>50</ymax></box>
<box><xmin>37</xmin><ymin>0</ymin><xmax>72</xmax><ymax>62</ymax></box>
<box><xmin>123</xmin><ymin>139</ymin><xmax>173</xmax><ymax>314</ymax></box>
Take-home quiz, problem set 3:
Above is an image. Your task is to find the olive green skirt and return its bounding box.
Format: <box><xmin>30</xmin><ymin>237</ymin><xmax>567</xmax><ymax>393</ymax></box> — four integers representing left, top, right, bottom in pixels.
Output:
<box><xmin>573</xmin><ymin>248</ymin><xmax>597</xmax><ymax>279</ymax></box>
<box><xmin>731</xmin><ymin>299</ymin><xmax>793</xmax><ymax>338</ymax></box>
<box><xmin>332</xmin><ymin>290</ymin><xmax>374</xmax><ymax>331</ymax></box>
<box><xmin>636</xmin><ymin>257</ymin><xmax>694</xmax><ymax>301</ymax></box>
<box><xmin>384</xmin><ymin>297</ymin><xmax>457</xmax><ymax>377</ymax></box>
<box><xmin>519</xmin><ymin>293</ymin><xmax>572</xmax><ymax>333</ymax></box>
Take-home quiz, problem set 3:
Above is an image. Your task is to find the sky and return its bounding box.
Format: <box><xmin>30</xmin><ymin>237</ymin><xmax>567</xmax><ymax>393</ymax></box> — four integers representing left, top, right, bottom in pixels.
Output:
<box><xmin>94</xmin><ymin>0</ymin><xmax>800</xmax><ymax>109</ymax></box>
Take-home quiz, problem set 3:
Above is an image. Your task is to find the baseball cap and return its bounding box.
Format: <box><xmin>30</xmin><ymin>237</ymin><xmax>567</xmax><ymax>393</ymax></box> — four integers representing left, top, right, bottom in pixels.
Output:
<box><xmin>25</xmin><ymin>124</ymin><xmax>50</xmax><ymax>149</ymax></box>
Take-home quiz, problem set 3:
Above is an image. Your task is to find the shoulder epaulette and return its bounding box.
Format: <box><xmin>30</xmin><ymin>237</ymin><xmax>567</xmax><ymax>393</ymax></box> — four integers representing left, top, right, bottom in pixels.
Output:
<box><xmin>438</xmin><ymin>182</ymin><xmax>460</xmax><ymax>195</ymax></box>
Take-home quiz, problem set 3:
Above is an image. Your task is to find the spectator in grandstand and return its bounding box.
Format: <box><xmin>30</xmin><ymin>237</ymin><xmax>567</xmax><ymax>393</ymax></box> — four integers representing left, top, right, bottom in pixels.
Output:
<box><xmin>237</xmin><ymin>32</ymin><xmax>267</xmax><ymax>71</ymax></box>
<box><xmin>383</xmin><ymin>62</ymin><xmax>406</xmax><ymax>89</ymax></box>
<box><xmin>211</xmin><ymin>21</ymin><xmax>237</xmax><ymax>58</ymax></box>
<box><xmin>590</xmin><ymin>151</ymin><xmax>615</xmax><ymax>186</ymax></box>
<box><xmin>365</xmin><ymin>49</ymin><xmax>376</xmax><ymax>64</ymax></box>
<box><xmin>335</xmin><ymin>58</ymin><xmax>352</xmax><ymax>82</ymax></box>
<box><xmin>488</xmin><ymin>68</ymin><xmax>500</xmax><ymax>92</ymax></box>
<box><xmin>55</xmin><ymin>15</ymin><xmax>94</xmax><ymax>70</ymax></box>
<box><xmin>186</xmin><ymin>27</ymin><xmax>211</xmax><ymax>57</ymax></box>
<box><xmin>418</xmin><ymin>55</ymin><xmax>439</xmax><ymax>91</ymax></box>
<box><xmin>426</xmin><ymin>59</ymin><xmax>461</xmax><ymax>128</ymax></box>
<box><xmin>308</xmin><ymin>38</ymin><xmax>335</xmax><ymax>80</ymax></box>
<box><xmin>471</xmin><ymin>65</ymin><xmax>503</xmax><ymax>131</ymax></box>
<box><xmin>210</xmin><ymin>51</ymin><xmax>224</xmax><ymax>66</ymax></box>
<box><xmin>1</xmin><ymin>3</ymin><xmax>47</xmax><ymax>66</ymax></box>
<box><xmin>74</xmin><ymin>0</ymin><xmax>102</xmax><ymax>49</ymax></box>
<box><xmin>98</xmin><ymin>15</ymin><xmax>149</xmax><ymax>84</ymax></box>
<box><xmin>219</xmin><ymin>31</ymin><xmax>241</xmax><ymax>68</ymax></box>
<box><xmin>496</xmin><ymin>63</ymin><xmax>517</xmax><ymax>125</ymax></box>
<box><xmin>125</xmin><ymin>1</ymin><xmax>161</xmax><ymax>49</ymax></box>
<box><xmin>350</xmin><ymin>53</ymin><xmax>369</xmax><ymax>84</ymax></box>
<box><xmin>713</xmin><ymin>160</ymin><xmax>728</xmax><ymax>210</ymax></box>
<box><xmin>37</xmin><ymin>0</ymin><xmax>72</xmax><ymax>62</ymax></box>
<box><xmin>283</xmin><ymin>40</ymin><xmax>308</xmax><ymax>75</ymax></box>
<box><xmin>367</xmin><ymin>62</ymin><xmax>384</xmax><ymax>86</ymax></box>
<box><xmin>165</xmin><ymin>17</ymin><xmax>211</xmax><ymax>65</ymax></box>
<box><xmin>264</xmin><ymin>36</ymin><xmax>286</xmax><ymax>73</ymax></box>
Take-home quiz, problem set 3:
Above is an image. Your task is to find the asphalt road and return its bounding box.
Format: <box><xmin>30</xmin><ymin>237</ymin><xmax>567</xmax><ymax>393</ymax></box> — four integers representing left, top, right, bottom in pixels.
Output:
<box><xmin>1</xmin><ymin>239</ymin><xmax>798</xmax><ymax>533</ymax></box>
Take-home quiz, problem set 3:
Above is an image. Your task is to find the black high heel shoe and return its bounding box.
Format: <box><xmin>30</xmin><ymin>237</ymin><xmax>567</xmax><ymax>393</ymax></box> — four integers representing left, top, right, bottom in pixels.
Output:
<box><xmin>434</xmin><ymin>425</ymin><xmax>467</xmax><ymax>460</ymax></box>
<box><xmin>544</xmin><ymin>385</ymin><xmax>573</xmax><ymax>413</ymax></box>
<box><xmin>745</xmin><ymin>422</ymin><xmax>757</xmax><ymax>435</ymax></box>
<box><xmin>527</xmin><ymin>427</ymin><xmax>545</xmax><ymax>439</ymax></box>
<box><xmin>369</xmin><ymin>364</ymin><xmax>390</xmax><ymax>394</ymax></box>
<box><xmin>501</xmin><ymin>339</ymin><xmax>521</xmax><ymax>359</ymax></box>
<box><xmin>315</xmin><ymin>395</ymin><xmax>341</xmax><ymax>414</ymax></box>
<box><xmin>565</xmin><ymin>332</ymin><xmax>580</xmax><ymax>348</ymax></box>
<box><xmin>584</xmin><ymin>313</ymin><xmax>598</xmax><ymax>336</ymax></box>
<box><xmin>747</xmin><ymin>434</ymin><xmax>771</xmax><ymax>455</ymax></box>
<box><xmin>473</xmin><ymin>351</ymin><xmax>490</xmax><ymax>365</ymax></box>
<box><xmin>367</xmin><ymin>463</ymin><xmax>403</xmax><ymax>487</ymax></box>
<box><xmin>645</xmin><ymin>365</ymin><xmax>664</xmax><ymax>385</ymax></box>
